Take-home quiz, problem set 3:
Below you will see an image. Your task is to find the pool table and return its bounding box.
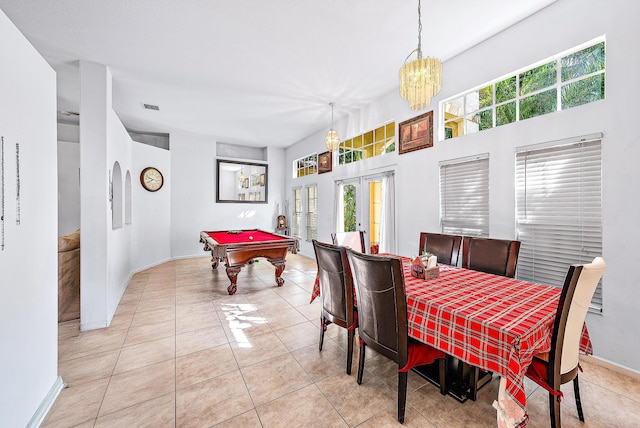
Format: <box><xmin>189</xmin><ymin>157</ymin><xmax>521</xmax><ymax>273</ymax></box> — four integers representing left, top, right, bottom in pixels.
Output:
<box><xmin>199</xmin><ymin>229</ymin><xmax>299</xmax><ymax>295</ymax></box>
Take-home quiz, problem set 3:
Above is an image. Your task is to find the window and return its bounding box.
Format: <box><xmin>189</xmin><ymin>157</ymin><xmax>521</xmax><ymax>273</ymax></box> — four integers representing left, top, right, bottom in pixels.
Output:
<box><xmin>441</xmin><ymin>38</ymin><xmax>605</xmax><ymax>140</ymax></box>
<box><xmin>439</xmin><ymin>155</ymin><xmax>489</xmax><ymax>236</ymax></box>
<box><xmin>515</xmin><ymin>136</ymin><xmax>603</xmax><ymax>311</ymax></box>
<box><xmin>305</xmin><ymin>185</ymin><xmax>317</xmax><ymax>241</ymax></box>
<box><xmin>293</xmin><ymin>154</ymin><xmax>317</xmax><ymax>178</ymax></box>
<box><xmin>338</xmin><ymin>122</ymin><xmax>395</xmax><ymax>165</ymax></box>
<box><xmin>292</xmin><ymin>187</ymin><xmax>302</xmax><ymax>239</ymax></box>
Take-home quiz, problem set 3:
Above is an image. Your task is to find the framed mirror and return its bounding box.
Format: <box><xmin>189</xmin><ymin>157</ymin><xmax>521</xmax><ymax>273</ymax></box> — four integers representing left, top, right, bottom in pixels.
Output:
<box><xmin>216</xmin><ymin>159</ymin><xmax>268</xmax><ymax>203</ymax></box>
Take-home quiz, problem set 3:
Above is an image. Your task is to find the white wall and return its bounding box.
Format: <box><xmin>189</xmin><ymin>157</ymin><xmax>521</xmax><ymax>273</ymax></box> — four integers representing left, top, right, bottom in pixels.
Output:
<box><xmin>131</xmin><ymin>141</ymin><xmax>171</xmax><ymax>271</ymax></box>
<box><xmin>57</xmin><ymin>139</ymin><xmax>80</xmax><ymax>235</ymax></box>
<box><xmin>170</xmin><ymin>132</ymin><xmax>286</xmax><ymax>258</ymax></box>
<box><xmin>106</xmin><ymin>109</ymin><xmax>133</xmax><ymax>319</ymax></box>
<box><xmin>80</xmin><ymin>62</ymin><xmax>136</xmax><ymax>330</ymax></box>
<box><xmin>286</xmin><ymin>0</ymin><xmax>640</xmax><ymax>371</ymax></box>
<box><xmin>0</xmin><ymin>9</ymin><xmax>58</xmax><ymax>426</ymax></box>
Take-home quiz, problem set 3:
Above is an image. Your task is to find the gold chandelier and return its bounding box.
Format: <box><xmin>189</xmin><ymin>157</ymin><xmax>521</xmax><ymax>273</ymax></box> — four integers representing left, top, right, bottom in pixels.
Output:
<box><xmin>324</xmin><ymin>102</ymin><xmax>340</xmax><ymax>152</ymax></box>
<box><xmin>399</xmin><ymin>0</ymin><xmax>442</xmax><ymax>110</ymax></box>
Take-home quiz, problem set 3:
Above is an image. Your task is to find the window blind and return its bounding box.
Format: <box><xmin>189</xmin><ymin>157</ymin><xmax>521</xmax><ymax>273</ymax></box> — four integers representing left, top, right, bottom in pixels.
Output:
<box><xmin>515</xmin><ymin>137</ymin><xmax>603</xmax><ymax>311</ymax></box>
<box><xmin>439</xmin><ymin>155</ymin><xmax>490</xmax><ymax>237</ymax></box>
<box><xmin>292</xmin><ymin>188</ymin><xmax>302</xmax><ymax>239</ymax></box>
<box><xmin>306</xmin><ymin>185</ymin><xmax>318</xmax><ymax>241</ymax></box>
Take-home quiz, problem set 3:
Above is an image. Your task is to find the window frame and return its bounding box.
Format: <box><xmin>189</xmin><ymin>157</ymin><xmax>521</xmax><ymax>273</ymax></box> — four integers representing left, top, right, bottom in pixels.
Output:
<box><xmin>515</xmin><ymin>134</ymin><xmax>604</xmax><ymax>312</ymax></box>
<box><xmin>440</xmin><ymin>36</ymin><xmax>605</xmax><ymax>141</ymax></box>
<box><xmin>305</xmin><ymin>184</ymin><xmax>318</xmax><ymax>242</ymax></box>
<box><xmin>439</xmin><ymin>154</ymin><xmax>490</xmax><ymax>237</ymax></box>
<box><xmin>292</xmin><ymin>187</ymin><xmax>303</xmax><ymax>239</ymax></box>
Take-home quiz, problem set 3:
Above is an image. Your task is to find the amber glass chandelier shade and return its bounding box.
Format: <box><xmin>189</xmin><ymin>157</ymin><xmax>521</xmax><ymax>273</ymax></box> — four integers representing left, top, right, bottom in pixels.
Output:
<box><xmin>399</xmin><ymin>56</ymin><xmax>442</xmax><ymax>110</ymax></box>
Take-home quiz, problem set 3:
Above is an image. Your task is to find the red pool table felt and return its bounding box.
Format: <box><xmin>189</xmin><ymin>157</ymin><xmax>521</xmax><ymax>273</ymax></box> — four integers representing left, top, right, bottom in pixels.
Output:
<box><xmin>205</xmin><ymin>229</ymin><xmax>287</xmax><ymax>245</ymax></box>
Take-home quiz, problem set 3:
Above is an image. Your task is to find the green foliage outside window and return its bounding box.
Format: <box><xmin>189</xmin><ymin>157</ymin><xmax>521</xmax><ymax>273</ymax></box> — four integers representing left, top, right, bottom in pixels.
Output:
<box><xmin>343</xmin><ymin>184</ymin><xmax>356</xmax><ymax>232</ymax></box>
<box><xmin>442</xmin><ymin>39</ymin><xmax>605</xmax><ymax>140</ymax></box>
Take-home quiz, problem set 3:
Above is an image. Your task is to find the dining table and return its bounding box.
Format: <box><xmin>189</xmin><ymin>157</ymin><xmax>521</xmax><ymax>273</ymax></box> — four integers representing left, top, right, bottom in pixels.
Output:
<box><xmin>310</xmin><ymin>254</ymin><xmax>592</xmax><ymax>428</ymax></box>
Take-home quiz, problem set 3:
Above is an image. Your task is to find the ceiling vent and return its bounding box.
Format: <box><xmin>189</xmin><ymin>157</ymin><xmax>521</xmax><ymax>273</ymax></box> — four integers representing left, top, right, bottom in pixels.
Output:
<box><xmin>143</xmin><ymin>103</ymin><xmax>159</xmax><ymax>111</ymax></box>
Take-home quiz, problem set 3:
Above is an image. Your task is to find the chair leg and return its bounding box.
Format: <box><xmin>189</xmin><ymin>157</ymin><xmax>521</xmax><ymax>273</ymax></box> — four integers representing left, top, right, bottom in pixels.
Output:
<box><xmin>470</xmin><ymin>365</ymin><xmax>479</xmax><ymax>401</ymax></box>
<box><xmin>319</xmin><ymin>317</ymin><xmax>326</xmax><ymax>351</ymax></box>
<box><xmin>346</xmin><ymin>328</ymin><xmax>355</xmax><ymax>375</ymax></box>
<box><xmin>356</xmin><ymin>342</ymin><xmax>366</xmax><ymax>385</ymax></box>
<box><xmin>398</xmin><ymin>371</ymin><xmax>408</xmax><ymax>424</ymax></box>
<box><xmin>438</xmin><ymin>358</ymin><xmax>447</xmax><ymax>395</ymax></box>
<box><xmin>573</xmin><ymin>375</ymin><xmax>585</xmax><ymax>422</ymax></box>
<box><xmin>549</xmin><ymin>391</ymin><xmax>561</xmax><ymax>428</ymax></box>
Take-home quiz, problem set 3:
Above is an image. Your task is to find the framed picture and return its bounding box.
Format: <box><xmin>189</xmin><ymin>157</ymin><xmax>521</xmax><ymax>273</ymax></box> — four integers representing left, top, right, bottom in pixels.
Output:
<box><xmin>318</xmin><ymin>151</ymin><xmax>332</xmax><ymax>174</ymax></box>
<box><xmin>251</xmin><ymin>173</ymin><xmax>260</xmax><ymax>187</ymax></box>
<box><xmin>260</xmin><ymin>173</ymin><xmax>265</xmax><ymax>186</ymax></box>
<box><xmin>398</xmin><ymin>111</ymin><xmax>434</xmax><ymax>155</ymax></box>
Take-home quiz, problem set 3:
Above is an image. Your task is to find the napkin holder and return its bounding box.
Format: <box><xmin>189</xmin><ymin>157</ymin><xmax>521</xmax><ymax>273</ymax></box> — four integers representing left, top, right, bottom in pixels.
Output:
<box><xmin>411</xmin><ymin>254</ymin><xmax>440</xmax><ymax>279</ymax></box>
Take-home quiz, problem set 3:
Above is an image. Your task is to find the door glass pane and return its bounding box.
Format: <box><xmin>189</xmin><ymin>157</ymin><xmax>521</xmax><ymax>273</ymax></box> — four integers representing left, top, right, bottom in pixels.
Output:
<box><xmin>369</xmin><ymin>181</ymin><xmax>382</xmax><ymax>254</ymax></box>
<box><xmin>343</xmin><ymin>184</ymin><xmax>357</xmax><ymax>232</ymax></box>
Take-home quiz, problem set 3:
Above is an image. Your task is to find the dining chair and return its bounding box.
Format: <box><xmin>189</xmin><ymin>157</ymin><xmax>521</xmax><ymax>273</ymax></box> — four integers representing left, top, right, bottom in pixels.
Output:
<box><xmin>418</xmin><ymin>232</ymin><xmax>463</xmax><ymax>266</ymax></box>
<box><xmin>461</xmin><ymin>236</ymin><xmax>521</xmax><ymax>400</ymax></box>
<box><xmin>346</xmin><ymin>249</ymin><xmax>446</xmax><ymax>424</ymax></box>
<box><xmin>526</xmin><ymin>257</ymin><xmax>605</xmax><ymax>428</ymax></box>
<box><xmin>461</xmin><ymin>236</ymin><xmax>521</xmax><ymax>278</ymax></box>
<box><xmin>312</xmin><ymin>240</ymin><xmax>357</xmax><ymax>375</ymax></box>
<box><xmin>331</xmin><ymin>231</ymin><xmax>366</xmax><ymax>253</ymax></box>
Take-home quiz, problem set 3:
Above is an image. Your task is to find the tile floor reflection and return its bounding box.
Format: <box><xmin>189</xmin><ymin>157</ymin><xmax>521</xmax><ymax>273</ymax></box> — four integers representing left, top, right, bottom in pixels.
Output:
<box><xmin>46</xmin><ymin>254</ymin><xmax>640</xmax><ymax>427</ymax></box>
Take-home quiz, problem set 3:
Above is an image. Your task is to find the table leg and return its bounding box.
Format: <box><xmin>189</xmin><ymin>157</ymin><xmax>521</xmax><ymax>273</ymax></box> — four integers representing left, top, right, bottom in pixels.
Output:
<box><xmin>270</xmin><ymin>260</ymin><xmax>286</xmax><ymax>286</ymax></box>
<box><xmin>211</xmin><ymin>257</ymin><xmax>219</xmax><ymax>269</ymax></box>
<box><xmin>226</xmin><ymin>266</ymin><xmax>241</xmax><ymax>294</ymax></box>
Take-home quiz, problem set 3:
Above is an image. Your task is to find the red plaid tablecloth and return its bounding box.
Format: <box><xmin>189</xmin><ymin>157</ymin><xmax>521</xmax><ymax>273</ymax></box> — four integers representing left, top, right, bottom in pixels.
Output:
<box><xmin>398</xmin><ymin>257</ymin><xmax>591</xmax><ymax>427</ymax></box>
<box><xmin>310</xmin><ymin>254</ymin><xmax>591</xmax><ymax>427</ymax></box>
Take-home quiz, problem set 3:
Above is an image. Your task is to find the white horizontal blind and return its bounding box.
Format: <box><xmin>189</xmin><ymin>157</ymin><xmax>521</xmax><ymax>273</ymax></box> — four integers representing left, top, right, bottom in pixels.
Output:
<box><xmin>306</xmin><ymin>185</ymin><xmax>318</xmax><ymax>241</ymax></box>
<box><xmin>292</xmin><ymin>187</ymin><xmax>302</xmax><ymax>239</ymax></box>
<box><xmin>440</xmin><ymin>155</ymin><xmax>490</xmax><ymax>237</ymax></box>
<box><xmin>515</xmin><ymin>138</ymin><xmax>603</xmax><ymax>310</ymax></box>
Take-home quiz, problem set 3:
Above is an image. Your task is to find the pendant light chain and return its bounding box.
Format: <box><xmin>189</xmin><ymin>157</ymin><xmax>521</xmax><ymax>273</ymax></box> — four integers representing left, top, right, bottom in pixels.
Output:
<box><xmin>417</xmin><ymin>0</ymin><xmax>422</xmax><ymax>58</ymax></box>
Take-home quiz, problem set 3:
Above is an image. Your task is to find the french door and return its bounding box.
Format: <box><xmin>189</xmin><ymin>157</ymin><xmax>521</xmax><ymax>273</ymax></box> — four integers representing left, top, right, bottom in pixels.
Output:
<box><xmin>336</xmin><ymin>176</ymin><xmax>386</xmax><ymax>253</ymax></box>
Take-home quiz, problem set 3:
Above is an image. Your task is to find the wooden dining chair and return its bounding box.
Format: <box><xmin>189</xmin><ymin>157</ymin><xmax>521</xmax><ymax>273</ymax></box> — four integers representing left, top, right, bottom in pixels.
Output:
<box><xmin>461</xmin><ymin>236</ymin><xmax>521</xmax><ymax>400</ymax></box>
<box><xmin>312</xmin><ymin>240</ymin><xmax>357</xmax><ymax>375</ymax></box>
<box><xmin>526</xmin><ymin>257</ymin><xmax>605</xmax><ymax>428</ymax></box>
<box><xmin>346</xmin><ymin>249</ymin><xmax>446</xmax><ymax>424</ymax></box>
<box><xmin>331</xmin><ymin>231</ymin><xmax>366</xmax><ymax>253</ymax></box>
<box><xmin>461</xmin><ymin>236</ymin><xmax>521</xmax><ymax>278</ymax></box>
<box><xmin>418</xmin><ymin>232</ymin><xmax>462</xmax><ymax>266</ymax></box>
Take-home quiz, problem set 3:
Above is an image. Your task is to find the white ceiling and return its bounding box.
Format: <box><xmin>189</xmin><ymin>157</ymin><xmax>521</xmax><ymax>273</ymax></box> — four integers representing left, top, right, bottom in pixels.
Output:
<box><xmin>0</xmin><ymin>0</ymin><xmax>555</xmax><ymax>148</ymax></box>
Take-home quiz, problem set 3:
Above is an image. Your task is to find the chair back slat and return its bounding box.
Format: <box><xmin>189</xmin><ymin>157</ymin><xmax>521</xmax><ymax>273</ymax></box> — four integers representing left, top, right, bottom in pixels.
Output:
<box><xmin>419</xmin><ymin>232</ymin><xmax>462</xmax><ymax>266</ymax></box>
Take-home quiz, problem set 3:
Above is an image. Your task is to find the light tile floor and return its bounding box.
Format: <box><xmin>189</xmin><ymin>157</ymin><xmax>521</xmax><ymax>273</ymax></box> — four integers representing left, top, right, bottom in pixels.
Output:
<box><xmin>46</xmin><ymin>254</ymin><xmax>640</xmax><ymax>427</ymax></box>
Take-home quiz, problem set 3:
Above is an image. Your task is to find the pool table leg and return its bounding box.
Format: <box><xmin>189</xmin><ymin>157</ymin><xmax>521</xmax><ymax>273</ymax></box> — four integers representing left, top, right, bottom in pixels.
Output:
<box><xmin>270</xmin><ymin>259</ymin><xmax>286</xmax><ymax>287</ymax></box>
<box><xmin>226</xmin><ymin>266</ymin><xmax>241</xmax><ymax>295</ymax></box>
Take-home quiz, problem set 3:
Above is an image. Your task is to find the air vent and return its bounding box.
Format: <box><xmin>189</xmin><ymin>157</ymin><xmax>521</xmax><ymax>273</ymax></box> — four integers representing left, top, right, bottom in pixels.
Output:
<box><xmin>143</xmin><ymin>103</ymin><xmax>159</xmax><ymax>111</ymax></box>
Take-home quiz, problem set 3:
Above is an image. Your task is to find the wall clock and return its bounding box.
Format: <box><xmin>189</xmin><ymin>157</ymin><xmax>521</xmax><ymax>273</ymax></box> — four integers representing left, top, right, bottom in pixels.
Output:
<box><xmin>140</xmin><ymin>167</ymin><xmax>164</xmax><ymax>192</ymax></box>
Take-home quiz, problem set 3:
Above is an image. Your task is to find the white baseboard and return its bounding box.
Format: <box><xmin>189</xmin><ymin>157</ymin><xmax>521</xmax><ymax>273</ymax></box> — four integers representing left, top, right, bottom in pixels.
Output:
<box><xmin>581</xmin><ymin>354</ymin><xmax>640</xmax><ymax>381</ymax></box>
<box><xmin>27</xmin><ymin>376</ymin><xmax>65</xmax><ymax>428</ymax></box>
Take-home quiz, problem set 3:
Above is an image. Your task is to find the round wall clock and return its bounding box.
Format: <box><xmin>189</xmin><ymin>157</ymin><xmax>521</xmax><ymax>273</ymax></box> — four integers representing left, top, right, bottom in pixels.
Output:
<box><xmin>140</xmin><ymin>167</ymin><xmax>164</xmax><ymax>192</ymax></box>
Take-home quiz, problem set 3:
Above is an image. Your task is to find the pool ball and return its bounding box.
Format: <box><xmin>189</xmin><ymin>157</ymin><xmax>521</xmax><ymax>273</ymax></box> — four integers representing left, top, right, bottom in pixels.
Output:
<box><xmin>249</xmin><ymin>236</ymin><xmax>253</xmax><ymax>240</ymax></box>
